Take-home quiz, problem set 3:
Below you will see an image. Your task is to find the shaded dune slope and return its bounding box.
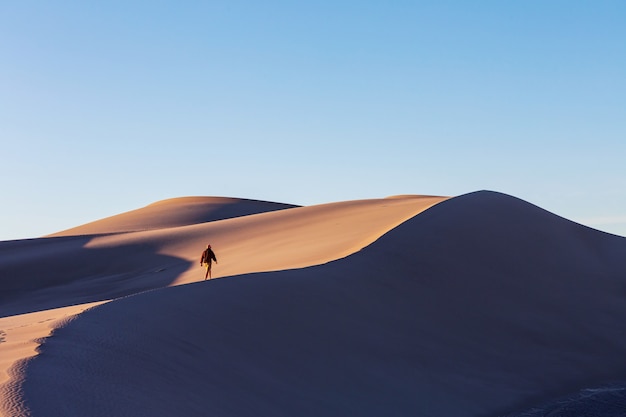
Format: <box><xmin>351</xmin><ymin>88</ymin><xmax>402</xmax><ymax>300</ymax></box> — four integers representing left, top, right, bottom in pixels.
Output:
<box><xmin>13</xmin><ymin>191</ymin><xmax>626</xmax><ymax>417</ymax></box>
<box><xmin>48</xmin><ymin>197</ymin><xmax>298</xmax><ymax>237</ymax></box>
<box><xmin>0</xmin><ymin>235</ymin><xmax>188</xmax><ymax>317</ymax></box>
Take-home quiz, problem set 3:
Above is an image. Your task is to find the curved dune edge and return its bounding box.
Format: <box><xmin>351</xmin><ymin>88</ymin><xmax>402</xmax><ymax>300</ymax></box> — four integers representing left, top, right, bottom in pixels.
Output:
<box><xmin>5</xmin><ymin>191</ymin><xmax>626</xmax><ymax>416</ymax></box>
<box><xmin>0</xmin><ymin>302</ymin><xmax>107</xmax><ymax>417</ymax></box>
<box><xmin>0</xmin><ymin>194</ymin><xmax>449</xmax><ymax>416</ymax></box>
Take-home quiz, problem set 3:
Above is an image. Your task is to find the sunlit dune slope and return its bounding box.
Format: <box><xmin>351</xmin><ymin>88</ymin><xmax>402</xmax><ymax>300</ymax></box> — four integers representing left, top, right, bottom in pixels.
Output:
<box><xmin>0</xmin><ymin>195</ymin><xmax>446</xmax><ymax>317</ymax></box>
<box><xmin>48</xmin><ymin>197</ymin><xmax>298</xmax><ymax>236</ymax></box>
<box><xmin>11</xmin><ymin>191</ymin><xmax>626</xmax><ymax>417</ymax></box>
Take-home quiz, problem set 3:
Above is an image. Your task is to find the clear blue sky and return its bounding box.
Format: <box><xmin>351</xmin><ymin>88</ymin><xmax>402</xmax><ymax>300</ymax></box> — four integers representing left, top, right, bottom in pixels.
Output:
<box><xmin>1</xmin><ymin>1</ymin><xmax>625</xmax><ymax>240</ymax></box>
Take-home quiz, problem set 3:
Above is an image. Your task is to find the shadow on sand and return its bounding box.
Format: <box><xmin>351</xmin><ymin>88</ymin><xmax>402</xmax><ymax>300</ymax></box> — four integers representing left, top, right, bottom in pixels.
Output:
<box><xmin>0</xmin><ymin>235</ymin><xmax>190</xmax><ymax>317</ymax></box>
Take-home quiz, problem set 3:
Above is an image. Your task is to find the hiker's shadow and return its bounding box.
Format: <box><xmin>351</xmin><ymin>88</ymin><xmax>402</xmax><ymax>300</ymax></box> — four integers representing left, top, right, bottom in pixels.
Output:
<box><xmin>0</xmin><ymin>235</ymin><xmax>190</xmax><ymax>317</ymax></box>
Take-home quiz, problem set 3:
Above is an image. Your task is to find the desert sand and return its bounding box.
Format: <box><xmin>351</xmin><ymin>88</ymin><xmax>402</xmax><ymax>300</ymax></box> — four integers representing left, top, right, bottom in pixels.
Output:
<box><xmin>1</xmin><ymin>191</ymin><xmax>626</xmax><ymax>416</ymax></box>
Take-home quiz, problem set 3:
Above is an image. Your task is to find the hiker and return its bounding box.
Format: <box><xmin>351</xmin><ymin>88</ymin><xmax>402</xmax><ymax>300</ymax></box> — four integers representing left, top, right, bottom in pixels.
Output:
<box><xmin>200</xmin><ymin>244</ymin><xmax>218</xmax><ymax>280</ymax></box>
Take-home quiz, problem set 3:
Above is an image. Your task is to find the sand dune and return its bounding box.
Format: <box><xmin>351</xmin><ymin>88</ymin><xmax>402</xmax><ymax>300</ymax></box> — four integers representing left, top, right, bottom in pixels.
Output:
<box><xmin>0</xmin><ymin>193</ymin><xmax>446</xmax><ymax>416</ymax></box>
<box><xmin>48</xmin><ymin>196</ymin><xmax>299</xmax><ymax>237</ymax></box>
<box><xmin>2</xmin><ymin>191</ymin><xmax>626</xmax><ymax>416</ymax></box>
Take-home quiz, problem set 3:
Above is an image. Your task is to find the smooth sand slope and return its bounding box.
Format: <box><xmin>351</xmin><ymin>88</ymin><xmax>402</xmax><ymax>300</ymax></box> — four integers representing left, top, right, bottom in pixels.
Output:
<box><xmin>0</xmin><ymin>194</ymin><xmax>446</xmax><ymax>416</ymax></box>
<box><xmin>2</xmin><ymin>191</ymin><xmax>626</xmax><ymax>416</ymax></box>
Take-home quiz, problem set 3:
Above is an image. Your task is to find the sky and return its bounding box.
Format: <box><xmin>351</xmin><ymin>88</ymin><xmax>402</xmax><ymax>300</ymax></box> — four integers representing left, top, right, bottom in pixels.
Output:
<box><xmin>1</xmin><ymin>1</ymin><xmax>625</xmax><ymax>240</ymax></box>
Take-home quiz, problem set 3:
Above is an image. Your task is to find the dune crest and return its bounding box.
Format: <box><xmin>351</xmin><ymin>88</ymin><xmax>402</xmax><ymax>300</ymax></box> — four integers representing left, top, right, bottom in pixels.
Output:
<box><xmin>48</xmin><ymin>196</ymin><xmax>298</xmax><ymax>237</ymax></box>
<box><xmin>2</xmin><ymin>191</ymin><xmax>625</xmax><ymax>416</ymax></box>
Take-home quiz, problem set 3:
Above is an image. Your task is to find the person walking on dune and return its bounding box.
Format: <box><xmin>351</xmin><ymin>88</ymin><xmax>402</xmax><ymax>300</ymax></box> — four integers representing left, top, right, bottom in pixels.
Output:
<box><xmin>200</xmin><ymin>244</ymin><xmax>218</xmax><ymax>280</ymax></box>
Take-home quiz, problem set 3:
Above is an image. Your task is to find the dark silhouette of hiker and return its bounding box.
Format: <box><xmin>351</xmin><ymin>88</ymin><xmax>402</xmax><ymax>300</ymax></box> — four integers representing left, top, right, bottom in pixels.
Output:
<box><xmin>200</xmin><ymin>244</ymin><xmax>218</xmax><ymax>280</ymax></box>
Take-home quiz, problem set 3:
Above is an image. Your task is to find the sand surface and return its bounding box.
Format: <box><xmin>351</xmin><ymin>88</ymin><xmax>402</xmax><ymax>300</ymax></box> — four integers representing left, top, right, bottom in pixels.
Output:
<box><xmin>2</xmin><ymin>191</ymin><xmax>626</xmax><ymax>416</ymax></box>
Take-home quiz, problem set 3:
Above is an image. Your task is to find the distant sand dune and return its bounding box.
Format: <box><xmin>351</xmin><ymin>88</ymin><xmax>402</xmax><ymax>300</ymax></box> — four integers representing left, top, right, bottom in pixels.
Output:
<box><xmin>2</xmin><ymin>191</ymin><xmax>626</xmax><ymax>417</ymax></box>
<box><xmin>48</xmin><ymin>196</ymin><xmax>298</xmax><ymax>236</ymax></box>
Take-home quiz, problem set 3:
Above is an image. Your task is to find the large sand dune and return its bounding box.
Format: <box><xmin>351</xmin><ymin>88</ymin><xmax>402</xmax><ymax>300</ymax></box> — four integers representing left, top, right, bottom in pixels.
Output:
<box><xmin>2</xmin><ymin>191</ymin><xmax>626</xmax><ymax>416</ymax></box>
<box><xmin>0</xmin><ymin>193</ymin><xmax>445</xmax><ymax>415</ymax></box>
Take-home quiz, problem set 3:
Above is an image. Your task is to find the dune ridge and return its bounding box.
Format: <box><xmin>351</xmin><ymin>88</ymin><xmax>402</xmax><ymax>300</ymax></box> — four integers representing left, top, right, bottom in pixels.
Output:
<box><xmin>2</xmin><ymin>191</ymin><xmax>625</xmax><ymax>416</ymax></box>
